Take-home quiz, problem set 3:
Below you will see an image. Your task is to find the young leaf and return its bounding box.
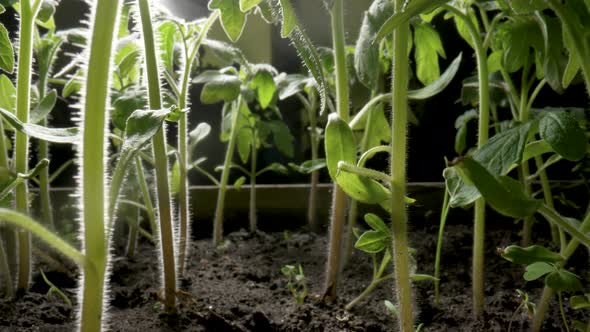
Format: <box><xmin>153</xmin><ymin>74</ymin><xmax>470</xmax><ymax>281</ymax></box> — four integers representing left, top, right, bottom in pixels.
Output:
<box><xmin>234</xmin><ymin>176</ymin><xmax>246</xmax><ymax>190</ymax></box>
<box><xmin>364</xmin><ymin>213</ymin><xmax>390</xmax><ymax>235</ymax></box>
<box><xmin>269</xmin><ymin>120</ymin><xmax>294</xmax><ymax>158</ymax></box>
<box><xmin>453</xmin><ymin>157</ymin><xmax>542</xmax><ymax>218</ymax></box>
<box><xmin>413</xmin><ymin>21</ymin><xmax>446</xmax><ymax>85</ymax></box>
<box><xmin>251</xmin><ymin>69</ymin><xmax>276</xmax><ymax>109</ymax></box>
<box><xmin>30</xmin><ymin>89</ymin><xmax>57</xmax><ymax>124</ymax></box>
<box><xmin>570</xmin><ymin>295</ymin><xmax>590</xmax><ymax>310</ymax></box>
<box><xmin>257</xmin><ymin>162</ymin><xmax>288</xmax><ymax>176</ymax></box>
<box><xmin>288</xmin><ymin>159</ymin><xmax>326</xmax><ymax>174</ymax></box>
<box><xmin>524</xmin><ymin>262</ymin><xmax>554</xmax><ymax>281</ymax></box>
<box><xmin>36</xmin><ymin>0</ymin><xmax>55</xmax><ymax>23</ymax></box>
<box><xmin>355</xmin><ymin>230</ymin><xmax>387</xmax><ymax>253</ymax></box>
<box><xmin>408</xmin><ymin>52</ymin><xmax>462</xmax><ymax>100</ymax></box>
<box><xmin>208</xmin><ymin>0</ymin><xmax>247</xmax><ymax>42</ymax></box>
<box><xmin>199</xmin><ymin>75</ymin><xmax>241</xmax><ymax>104</ymax></box>
<box><xmin>411</xmin><ymin>274</ymin><xmax>437</xmax><ymax>282</ymax></box>
<box><xmin>0</xmin><ymin>107</ymin><xmax>79</xmax><ymax>143</ymax></box>
<box><xmin>112</xmin><ymin>88</ymin><xmax>147</xmax><ymax>131</ymax></box>
<box><xmin>500</xmin><ymin>245</ymin><xmax>563</xmax><ymax>265</ymax></box>
<box><xmin>325</xmin><ymin>113</ymin><xmax>356</xmax><ymax>179</ymax></box>
<box><xmin>189</xmin><ymin>122</ymin><xmax>212</xmax><ymax>145</ymax></box>
<box><xmin>239</xmin><ymin>0</ymin><xmax>262</xmax><ymax>12</ymax></box>
<box><xmin>0</xmin><ymin>24</ymin><xmax>14</xmax><ymax>73</ymax></box>
<box><xmin>545</xmin><ymin>269</ymin><xmax>583</xmax><ymax>292</ymax></box>
<box><xmin>158</xmin><ymin>21</ymin><xmax>176</xmax><ymax>72</ymax></box>
<box><xmin>539</xmin><ymin>110</ymin><xmax>586</xmax><ymax>161</ymax></box>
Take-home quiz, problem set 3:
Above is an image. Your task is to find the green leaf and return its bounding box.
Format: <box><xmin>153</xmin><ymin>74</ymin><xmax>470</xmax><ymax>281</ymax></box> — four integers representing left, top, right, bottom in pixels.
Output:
<box><xmin>269</xmin><ymin>120</ymin><xmax>294</xmax><ymax>158</ymax></box>
<box><xmin>275</xmin><ymin>74</ymin><xmax>308</xmax><ymax>100</ymax></box>
<box><xmin>454</xmin><ymin>157</ymin><xmax>542</xmax><ymax>218</ymax></box>
<box><xmin>509</xmin><ymin>0</ymin><xmax>547</xmax><ymax>14</ymax></box>
<box><xmin>208</xmin><ymin>0</ymin><xmax>247</xmax><ymax>42</ymax></box>
<box><xmin>257</xmin><ymin>162</ymin><xmax>288</xmax><ymax>176</ymax></box>
<box><xmin>443</xmin><ymin>166</ymin><xmax>480</xmax><ymax>208</ymax></box>
<box><xmin>0</xmin><ymin>24</ymin><xmax>14</xmax><ymax>73</ymax></box>
<box><xmin>121</xmin><ymin>108</ymin><xmax>171</xmax><ymax>153</ymax></box>
<box><xmin>239</xmin><ymin>0</ymin><xmax>262</xmax><ymax>12</ymax></box>
<box><xmin>373</xmin><ymin>0</ymin><xmax>450</xmax><ymax>44</ymax></box>
<box><xmin>524</xmin><ymin>262</ymin><xmax>554</xmax><ymax>281</ymax></box>
<box><xmin>545</xmin><ymin>269</ymin><xmax>583</xmax><ymax>292</ymax></box>
<box><xmin>539</xmin><ymin>111</ymin><xmax>586</xmax><ymax>161</ymax></box>
<box><xmin>411</xmin><ymin>274</ymin><xmax>437</xmax><ymax>282</ymax></box>
<box><xmin>236</xmin><ymin>104</ymin><xmax>253</xmax><ymax>163</ymax></box>
<box><xmin>30</xmin><ymin>89</ymin><xmax>57</xmax><ymax>124</ymax></box>
<box><xmin>63</xmin><ymin>70</ymin><xmax>83</xmax><ymax>98</ymax></box>
<box><xmin>536</xmin><ymin>14</ymin><xmax>568</xmax><ymax>92</ymax></box>
<box><xmin>0</xmin><ymin>74</ymin><xmax>15</xmax><ymax>112</ymax></box>
<box><xmin>252</xmin><ymin>69</ymin><xmax>276</xmax><ymax>109</ymax></box>
<box><xmin>0</xmin><ymin>5</ymin><xmax>5</xmax><ymax>14</ymax></box>
<box><xmin>354</xmin><ymin>230</ymin><xmax>387</xmax><ymax>253</ymax></box>
<box><xmin>200</xmin><ymin>75</ymin><xmax>241</xmax><ymax>104</ymax></box>
<box><xmin>112</xmin><ymin>88</ymin><xmax>147</xmax><ymax>131</ymax></box>
<box><xmin>571</xmin><ymin>295</ymin><xmax>590</xmax><ymax>310</ymax></box>
<box><xmin>189</xmin><ymin>122</ymin><xmax>212</xmax><ymax>145</ymax></box>
<box><xmin>158</xmin><ymin>21</ymin><xmax>176</xmax><ymax>72</ymax></box>
<box><xmin>500</xmin><ymin>245</ymin><xmax>563</xmax><ymax>265</ymax></box>
<box><xmin>364</xmin><ymin>213</ymin><xmax>390</xmax><ymax>235</ymax></box>
<box><xmin>325</xmin><ymin>113</ymin><xmax>356</xmax><ymax>179</ymax></box>
<box><xmin>414</xmin><ymin>22</ymin><xmax>446</xmax><ymax>85</ymax></box>
<box><xmin>36</xmin><ymin>1</ymin><xmax>55</xmax><ymax>23</ymax></box>
<box><xmin>288</xmin><ymin>159</ymin><xmax>326</xmax><ymax>174</ymax></box>
<box><xmin>354</xmin><ymin>0</ymin><xmax>393</xmax><ymax>88</ymax></box>
<box><xmin>454</xmin><ymin>109</ymin><xmax>478</xmax><ymax>155</ymax></box>
<box><xmin>201</xmin><ymin>39</ymin><xmax>245</xmax><ymax>67</ymax></box>
<box><xmin>234</xmin><ymin>176</ymin><xmax>246</xmax><ymax>189</ymax></box>
<box><xmin>0</xmin><ymin>106</ymin><xmax>79</xmax><ymax>143</ymax></box>
<box><xmin>279</xmin><ymin>0</ymin><xmax>297</xmax><ymax>38</ymax></box>
<box><xmin>408</xmin><ymin>52</ymin><xmax>462</xmax><ymax>100</ymax></box>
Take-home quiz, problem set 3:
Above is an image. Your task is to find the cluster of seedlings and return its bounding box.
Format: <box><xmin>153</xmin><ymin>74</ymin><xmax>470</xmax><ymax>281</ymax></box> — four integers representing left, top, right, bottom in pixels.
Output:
<box><xmin>0</xmin><ymin>0</ymin><xmax>589</xmax><ymax>331</ymax></box>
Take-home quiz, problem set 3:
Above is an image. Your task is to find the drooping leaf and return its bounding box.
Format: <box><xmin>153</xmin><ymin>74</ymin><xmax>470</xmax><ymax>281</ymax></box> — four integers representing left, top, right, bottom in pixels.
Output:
<box><xmin>112</xmin><ymin>88</ymin><xmax>147</xmax><ymax>131</ymax></box>
<box><xmin>443</xmin><ymin>166</ymin><xmax>480</xmax><ymax>208</ymax></box>
<box><xmin>201</xmin><ymin>39</ymin><xmax>246</xmax><ymax>67</ymax></box>
<box><xmin>199</xmin><ymin>74</ymin><xmax>241</xmax><ymax>104</ymax></box>
<box><xmin>257</xmin><ymin>162</ymin><xmax>288</xmax><ymax>176</ymax></box>
<box><xmin>535</xmin><ymin>14</ymin><xmax>568</xmax><ymax>92</ymax></box>
<box><xmin>454</xmin><ymin>157</ymin><xmax>542</xmax><ymax>218</ymax></box>
<box><xmin>62</xmin><ymin>70</ymin><xmax>83</xmax><ymax>98</ymax></box>
<box><xmin>454</xmin><ymin>109</ymin><xmax>478</xmax><ymax>155</ymax></box>
<box><xmin>268</xmin><ymin>120</ymin><xmax>294</xmax><ymax>158</ymax></box>
<box><xmin>413</xmin><ymin>21</ymin><xmax>446</xmax><ymax>85</ymax></box>
<box><xmin>524</xmin><ymin>262</ymin><xmax>555</xmax><ymax>281</ymax></box>
<box><xmin>275</xmin><ymin>73</ymin><xmax>309</xmax><ymax>100</ymax></box>
<box><xmin>0</xmin><ymin>107</ymin><xmax>79</xmax><ymax>143</ymax></box>
<box><xmin>570</xmin><ymin>295</ymin><xmax>590</xmax><ymax>310</ymax></box>
<box><xmin>500</xmin><ymin>245</ymin><xmax>563</xmax><ymax>265</ymax></box>
<box><xmin>539</xmin><ymin>110</ymin><xmax>586</xmax><ymax>161</ymax></box>
<box><xmin>208</xmin><ymin>0</ymin><xmax>247</xmax><ymax>42</ymax></box>
<box><xmin>0</xmin><ymin>24</ymin><xmax>14</xmax><ymax>73</ymax></box>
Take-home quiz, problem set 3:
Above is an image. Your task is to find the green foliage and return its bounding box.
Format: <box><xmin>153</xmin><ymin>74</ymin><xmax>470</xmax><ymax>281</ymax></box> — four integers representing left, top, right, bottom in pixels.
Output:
<box><xmin>500</xmin><ymin>245</ymin><xmax>563</xmax><ymax>265</ymax></box>
<box><xmin>413</xmin><ymin>21</ymin><xmax>446</xmax><ymax>85</ymax></box>
<box><xmin>539</xmin><ymin>110</ymin><xmax>587</xmax><ymax>161</ymax></box>
<box><xmin>0</xmin><ymin>23</ymin><xmax>13</xmax><ymax>73</ymax></box>
<box><xmin>281</xmin><ymin>264</ymin><xmax>308</xmax><ymax>304</ymax></box>
<box><xmin>209</xmin><ymin>0</ymin><xmax>247</xmax><ymax>42</ymax></box>
<box><xmin>0</xmin><ymin>106</ymin><xmax>79</xmax><ymax>143</ymax></box>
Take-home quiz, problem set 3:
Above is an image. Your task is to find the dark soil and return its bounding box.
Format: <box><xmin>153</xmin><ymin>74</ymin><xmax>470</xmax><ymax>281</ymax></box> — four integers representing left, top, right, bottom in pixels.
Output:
<box><xmin>1</xmin><ymin>216</ymin><xmax>587</xmax><ymax>331</ymax></box>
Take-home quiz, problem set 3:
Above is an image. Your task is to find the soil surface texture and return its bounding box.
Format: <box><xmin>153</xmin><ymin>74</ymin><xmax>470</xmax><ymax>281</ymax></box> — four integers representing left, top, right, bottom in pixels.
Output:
<box><xmin>1</xmin><ymin>216</ymin><xmax>587</xmax><ymax>331</ymax></box>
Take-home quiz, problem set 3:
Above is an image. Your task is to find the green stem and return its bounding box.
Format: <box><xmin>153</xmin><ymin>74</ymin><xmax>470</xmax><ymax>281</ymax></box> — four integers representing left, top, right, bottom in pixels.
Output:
<box><xmin>434</xmin><ymin>187</ymin><xmax>450</xmax><ymax>306</ymax></box>
<box><xmin>175</xmin><ymin>11</ymin><xmax>218</xmax><ymax>276</ymax></box>
<box><xmin>558</xmin><ymin>292</ymin><xmax>571</xmax><ymax>332</ymax></box>
<box><xmin>0</xmin><ymin>236</ymin><xmax>13</xmax><ymax>298</ymax></box>
<box><xmin>444</xmin><ymin>4</ymin><xmax>490</xmax><ymax>318</ymax></box>
<box><xmin>345</xmin><ymin>274</ymin><xmax>393</xmax><ymax>310</ymax></box>
<box><xmin>249</xmin><ymin>133</ymin><xmax>257</xmax><ymax>233</ymax></box>
<box><xmin>213</xmin><ymin>99</ymin><xmax>242</xmax><ymax>245</ymax></box>
<box><xmin>78</xmin><ymin>0</ymin><xmax>122</xmax><ymax>329</ymax></box>
<box><xmin>138</xmin><ymin>0</ymin><xmax>176</xmax><ymax>312</ymax></box>
<box><xmin>322</xmin><ymin>0</ymin><xmax>349</xmax><ymax>300</ymax></box>
<box><xmin>135</xmin><ymin>157</ymin><xmax>157</xmax><ymax>238</ymax></box>
<box><xmin>14</xmin><ymin>0</ymin><xmax>41</xmax><ymax>293</ymax></box>
<box><xmin>126</xmin><ymin>187</ymin><xmax>140</xmax><ymax>258</ymax></box>
<box><xmin>390</xmin><ymin>1</ymin><xmax>413</xmax><ymax>330</ymax></box>
<box><xmin>307</xmin><ymin>92</ymin><xmax>319</xmax><ymax>232</ymax></box>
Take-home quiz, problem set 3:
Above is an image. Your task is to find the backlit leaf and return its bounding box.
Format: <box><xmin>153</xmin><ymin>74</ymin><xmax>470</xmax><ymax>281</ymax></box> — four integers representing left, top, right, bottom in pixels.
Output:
<box><xmin>0</xmin><ymin>24</ymin><xmax>14</xmax><ymax>73</ymax></box>
<box><xmin>524</xmin><ymin>262</ymin><xmax>554</xmax><ymax>281</ymax></box>
<box><xmin>539</xmin><ymin>110</ymin><xmax>586</xmax><ymax>161</ymax></box>
<box><xmin>209</xmin><ymin>0</ymin><xmax>247</xmax><ymax>42</ymax></box>
<box><xmin>0</xmin><ymin>106</ymin><xmax>79</xmax><ymax>143</ymax></box>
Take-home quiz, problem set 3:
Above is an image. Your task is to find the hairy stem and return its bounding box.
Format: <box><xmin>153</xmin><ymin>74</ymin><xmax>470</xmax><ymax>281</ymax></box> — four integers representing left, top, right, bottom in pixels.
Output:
<box><xmin>135</xmin><ymin>157</ymin><xmax>157</xmax><ymax>238</ymax></box>
<box><xmin>249</xmin><ymin>134</ymin><xmax>257</xmax><ymax>233</ymax></box>
<box><xmin>14</xmin><ymin>0</ymin><xmax>41</xmax><ymax>293</ymax></box>
<box><xmin>307</xmin><ymin>92</ymin><xmax>319</xmax><ymax>232</ymax></box>
<box><xmin>444</xmin><ymin>4</ymin><xmax>490</xmax><ymax>317</ymax></box>
<box><xmin>390</xmin><ymin>1</ymin><xmax>413</xmax><ymax>330</ymax></box>
<box><xmin>322</xmin><ymin>0</ymin><xmax>349</xmax><ymax>300</ymax></box>
<box><xmin>138</xmin><ymin>0</ymin><xmax>176</xmax><ymax>312</ymax></box>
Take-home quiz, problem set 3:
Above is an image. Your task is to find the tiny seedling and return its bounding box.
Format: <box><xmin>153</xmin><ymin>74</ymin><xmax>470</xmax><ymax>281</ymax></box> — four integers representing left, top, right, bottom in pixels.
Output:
<box><xmin>281</xmin><ymin>264</ymin><xmax>308</xmax><ymax>304</ymax></box>
<box><xmin>40</xmin><ymin>270</ymin><xmax>72</xmax><ymax>307</ymax></box>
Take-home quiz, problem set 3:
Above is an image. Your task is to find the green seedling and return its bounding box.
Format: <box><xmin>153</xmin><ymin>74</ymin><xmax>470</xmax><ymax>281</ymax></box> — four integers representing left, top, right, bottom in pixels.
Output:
<box><xmin>40</xmin><ymin>270</ymin><xmax>72</xmax><ymax>307</ymax></box>
<box><xmin>570</xmin><ymin>294</ymin><xmax>590</xmax><ymax>332</ymax></box>
<box><xmin>346</xmin><ymin>213</ymin><xmax>434</xmax><ymax>311</ymax></box>
<box><xmin>194</xmin><ymin>62</ymin><xmax>294</xmax><ymax>242</ymax></box>
<box><xmin>281</xmin><ymin>264</ymin><xmax>308</xmax><ymax>304</ymax></box>
<box><xmin>507</xmin><ymin>290</ymin><xmax>536</xmax><ymax>332</ymax></box>
<box><xmin>384</xmin><ymin>300</ymin><xmax>424</xmax><ymax>332</ymax></box>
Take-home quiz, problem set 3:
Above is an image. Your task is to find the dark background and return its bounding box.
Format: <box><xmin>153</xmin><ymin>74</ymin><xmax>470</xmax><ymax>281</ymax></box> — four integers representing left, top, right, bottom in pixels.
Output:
<box><xmin>0</xmin><ymin>0</ymin><xmax>587</xmax><ymax>187</ymax></box>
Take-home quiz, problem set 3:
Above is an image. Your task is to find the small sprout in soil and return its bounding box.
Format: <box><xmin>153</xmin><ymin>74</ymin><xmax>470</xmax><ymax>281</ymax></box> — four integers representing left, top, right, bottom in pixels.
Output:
<box><xmin>281</xmin><ymin>264</ymin><xmax>308</xmax><ymax>304</ymax></box>
<box><xmin>40</xmin><ymin>270</ymin><xmax>72</xmax><ymax>307</ymax></box>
